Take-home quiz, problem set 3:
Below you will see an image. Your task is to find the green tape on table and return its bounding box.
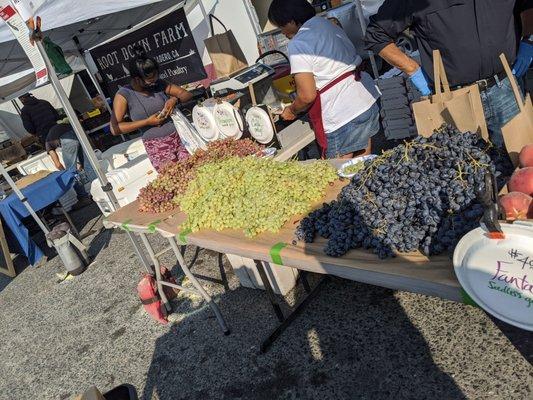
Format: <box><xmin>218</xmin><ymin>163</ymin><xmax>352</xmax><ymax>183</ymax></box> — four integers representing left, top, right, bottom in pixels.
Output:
<box><xmin>178</xmin><ymin>228</ymin><xmax>192</xmax><ymax>245</ymax></box>
<box><xmin>461</xmin><ymin>289</ymin><xmax>479</xmax><ymax>308</ymax></box>
<box><xmin>270</xmin><ymin>243</ymin><xmax>287</xmax><ymax>265</ymax></box>
<box><xmin>121</xmin><ymin>219</ymin><xmax>133</xmax><ymax>232</ymax></box>
<box><xmin>148</xmin><ymin>220</ymin><xmax>162</xmax><ymax>234</ymax></box>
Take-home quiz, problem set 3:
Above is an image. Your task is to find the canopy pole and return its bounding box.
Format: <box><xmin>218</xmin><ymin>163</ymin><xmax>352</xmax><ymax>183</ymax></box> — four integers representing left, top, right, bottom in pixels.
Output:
<box><xmin>74</xmin><ymin>45</ymin><xmax>126</xmax><ymax>142</ymax></box>
<box><xmin>354</xmin><ymin>0</ymin><xmax>379</xmax><ymax>79</ymax></box>
<box><xmin>34</xmin><ymin>40</ymin><xmax>152</xmax><ymax>272</ymax></box>
<box><xmin>197</xmin><ymin>0</ymin><xmax>210</xmax><ymax>34</ymax></box>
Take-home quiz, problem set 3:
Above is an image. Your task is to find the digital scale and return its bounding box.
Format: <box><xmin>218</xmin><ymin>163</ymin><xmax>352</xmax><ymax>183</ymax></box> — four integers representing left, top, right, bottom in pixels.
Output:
<box><xmin>210</xmin><ymin>63</ymin><xmax>275</xmax><ymax>96</ymax></box>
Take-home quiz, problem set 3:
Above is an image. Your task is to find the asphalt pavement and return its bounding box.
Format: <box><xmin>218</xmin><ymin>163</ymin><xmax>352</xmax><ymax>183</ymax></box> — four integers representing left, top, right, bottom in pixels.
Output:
<box><xmin>0</xmin><ymin>203</ymin><xmax>531</xmax><ymax>400</ymax></box>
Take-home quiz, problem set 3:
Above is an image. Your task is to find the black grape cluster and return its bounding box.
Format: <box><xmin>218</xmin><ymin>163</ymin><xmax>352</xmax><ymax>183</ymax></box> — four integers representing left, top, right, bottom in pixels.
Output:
<box><xmin>297</xmin><ymin>126</ymin><xmax>513</xmax><ymax>259</ymax></box>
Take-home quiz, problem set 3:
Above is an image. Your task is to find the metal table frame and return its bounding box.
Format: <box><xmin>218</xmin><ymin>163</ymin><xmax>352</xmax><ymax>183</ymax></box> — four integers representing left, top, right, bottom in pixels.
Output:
<box><xmin>136</xmin><ymin>233</ymin><xmax>230</xmax><ymax>335</ymax></box>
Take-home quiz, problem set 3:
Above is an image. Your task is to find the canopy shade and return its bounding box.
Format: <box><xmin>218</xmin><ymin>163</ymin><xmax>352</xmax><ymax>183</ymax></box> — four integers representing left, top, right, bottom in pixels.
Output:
<box><xmin>0</xmin><ymin>0</ymin><xmax>184</xmax><ymax>94</ymax></box>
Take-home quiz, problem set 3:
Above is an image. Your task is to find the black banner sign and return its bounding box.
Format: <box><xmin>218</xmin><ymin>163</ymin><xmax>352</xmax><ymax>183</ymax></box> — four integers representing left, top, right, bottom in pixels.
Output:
<box><xmin>90</xmin><ymin>8</ymin><xmax>206</xmax><ymax>97</ymax></box>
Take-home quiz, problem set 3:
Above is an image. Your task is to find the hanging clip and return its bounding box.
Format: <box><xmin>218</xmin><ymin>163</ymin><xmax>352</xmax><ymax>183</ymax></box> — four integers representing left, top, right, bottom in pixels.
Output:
<box><xmin>27</xmin><ymin>15</ymin><xmax>42</xmax><ymax>45</ymax></box>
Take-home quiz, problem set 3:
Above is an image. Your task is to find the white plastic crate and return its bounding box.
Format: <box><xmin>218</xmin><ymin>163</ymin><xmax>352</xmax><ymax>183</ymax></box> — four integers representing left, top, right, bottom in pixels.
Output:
<box><xmin>101</xmin><ymin>138</ymin><xmax>146</xmax><ymax>170</ymax></box>
<box><xmin>90</xmin><ymin>155</ymin><xmax>157</xmax><ymax>215</ymax></box>
<box><xmin>17</xmin><ymin>150</ymin><xmax>64</xmax><ymax>176</ymax></box>
<box><xmin>225</xmin><ymin>254</ymin><xmax>299</xmax><ymax>295</ymax></box>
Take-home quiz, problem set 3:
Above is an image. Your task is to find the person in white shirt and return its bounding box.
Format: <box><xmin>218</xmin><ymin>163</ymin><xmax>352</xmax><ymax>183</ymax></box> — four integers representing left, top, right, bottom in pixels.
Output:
<box><xmin>269</xmin><ymin>0</ymin><xmax>380</xmax><ymax>159</ymax></box>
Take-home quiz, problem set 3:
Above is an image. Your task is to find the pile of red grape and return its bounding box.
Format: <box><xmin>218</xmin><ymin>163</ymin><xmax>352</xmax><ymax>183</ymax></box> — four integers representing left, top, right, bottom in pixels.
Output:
<box><xmin>138</xmin><ymin>139</ymin><xmax>263</xmax><ymax>213</ymax></box>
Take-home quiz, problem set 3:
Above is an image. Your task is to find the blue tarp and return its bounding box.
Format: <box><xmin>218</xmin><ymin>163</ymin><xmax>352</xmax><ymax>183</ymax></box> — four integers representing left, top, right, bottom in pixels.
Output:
<box><xmin>0</xmin><ymin>169</ymin><xmax>77</xmax><ymax>266</ymax></box>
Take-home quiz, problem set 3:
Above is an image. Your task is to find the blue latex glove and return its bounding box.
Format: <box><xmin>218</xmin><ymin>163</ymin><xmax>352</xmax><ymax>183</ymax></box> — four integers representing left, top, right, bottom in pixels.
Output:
<box><xmin>512</xmin><ymin>41</ymin><xmax>533</xmax><ymax>78</ymax></box>
<box><xmin>409</xmin><ymin>67</ymin><xmax>431</xmax><ymax>96</ymax></box>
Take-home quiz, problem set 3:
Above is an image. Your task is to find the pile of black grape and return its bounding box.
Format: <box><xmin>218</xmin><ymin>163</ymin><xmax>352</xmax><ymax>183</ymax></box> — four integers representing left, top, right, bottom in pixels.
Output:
<box><xmin>297</xmin><ymin>126</ymin><xmax>514</xmax><ymax>259</ymax></box>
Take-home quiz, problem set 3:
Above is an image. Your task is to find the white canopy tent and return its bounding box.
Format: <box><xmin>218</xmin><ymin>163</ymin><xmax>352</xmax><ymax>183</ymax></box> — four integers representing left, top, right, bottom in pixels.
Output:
<box><xmin>0</xmin><ymin>0</ymin><xmax>261</xmax><ymax>100</ymax></box>
<box><xmin>0</xmin><ymin>0</ymin><xmax>261</xmax><ymax>141</ymax></box>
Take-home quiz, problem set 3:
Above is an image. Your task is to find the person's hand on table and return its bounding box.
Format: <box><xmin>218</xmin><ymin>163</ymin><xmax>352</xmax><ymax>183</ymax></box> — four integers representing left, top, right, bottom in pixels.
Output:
<box><xmin>146</xmin><ymin>113</ymin><xmax>164</xmax><ymax>127</ymax></box>
<box><xmin>281</xmin><ymin>105</ymin><xmax>298</xmax><ymax>121</ymax></box>
<box><xmin>409</xmin><ymin>67</ymin><xmax>432</xmax><ymax>97</ymax></box>
<box><xmin>512</xmin><ymin>41</ymin><xmax>533</xmax><ymax>78</ymax></box>
<box><xmin>161</xmin><ymin>97</ymin><xmax>178</xmax><ymax>119</ymax></box>
<box><xmin>55</xmin><ymin>162</ymin><xmax>65</xmax><ymax>170</ymax></box>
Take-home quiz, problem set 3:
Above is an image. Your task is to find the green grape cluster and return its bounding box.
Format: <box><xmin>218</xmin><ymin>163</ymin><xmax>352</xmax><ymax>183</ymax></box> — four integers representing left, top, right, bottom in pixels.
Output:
<box><xmin>138</xmin><ymin>138</ymin><xmax>263</xmax><ymax>213</ymax></box>
<box><xmin>179</xmin><ymin>156</ymin><xmax>338</xmax><ymax>237</ymax></box>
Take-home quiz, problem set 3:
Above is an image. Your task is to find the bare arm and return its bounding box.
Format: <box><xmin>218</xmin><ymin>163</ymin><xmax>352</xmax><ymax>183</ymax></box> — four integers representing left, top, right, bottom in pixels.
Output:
<box><xmin>165</xmin><ymin>83</ymin><xmax>193</xmax><ymax>103</ymax></box>
<box><xmin>110</xmin><ymin>93</ymin><xmax>161</xmax><ymax>135</ymax></box>
<box><xmin>378</xmin><ymin>43</ymin><xmax>420</xmax><ymax>75</ymax></box>
<box><xmin>48</xmin><ymin>150</ymin><xmax>65</xmax><ymax>170</ymax></box>
<box><xmin>281</xmin><ymin>72</ymin><xmax>317</xmax><ymax>120</ymax></box>
<box><xmin>160</xmin><ymin>83</ymin><xmax>194</xmax><ymax>118</ymax></box>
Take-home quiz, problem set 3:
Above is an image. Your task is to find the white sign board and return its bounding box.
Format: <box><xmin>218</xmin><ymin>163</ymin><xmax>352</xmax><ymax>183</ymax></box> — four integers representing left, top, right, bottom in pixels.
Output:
<box><xmin>0</xmin><ymin>2</ymin><xmax>48</xmax><ymax>86</ymax></box>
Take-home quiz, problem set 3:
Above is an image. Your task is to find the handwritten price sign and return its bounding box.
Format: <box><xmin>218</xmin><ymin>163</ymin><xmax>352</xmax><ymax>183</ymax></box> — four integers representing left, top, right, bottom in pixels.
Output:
<box><xmin>488</xmin><ymin>250</ymin><xmax>533</xmax><ymax>309</ymax></box>
<box><xmin>454</xmin><ymin>224</ymin><xmax>533</xmax><ymax>330</ymax></box>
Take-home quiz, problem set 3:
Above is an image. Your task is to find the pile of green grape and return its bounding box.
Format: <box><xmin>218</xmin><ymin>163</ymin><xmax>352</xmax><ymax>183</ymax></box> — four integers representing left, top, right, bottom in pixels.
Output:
<box><xmin>180</xmin><ymin>156</ymin><xmax>338</xmax><ymax>237</ymax></box>
<box><xmin>138</xmin><ymin>139</ymin><xmax>263</xmax><ymax>213</ymax></box>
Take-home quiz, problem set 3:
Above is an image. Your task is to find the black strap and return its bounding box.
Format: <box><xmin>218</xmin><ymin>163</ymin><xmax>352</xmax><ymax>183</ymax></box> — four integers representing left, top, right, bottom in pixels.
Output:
<box><xmin>141</xmin><ymin>296</ymin><xmax>160</xmax><ymax>306</ymax></box>
<box><xmin>209</xmin><ymin>14</ymin><xmax>228</xmax><ymax>35</ymax></box>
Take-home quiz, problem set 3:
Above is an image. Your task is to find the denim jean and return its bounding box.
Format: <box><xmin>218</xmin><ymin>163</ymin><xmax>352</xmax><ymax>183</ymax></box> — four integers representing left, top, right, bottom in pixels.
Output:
<box><xmin>60</xmin><ymin>130</ymin><xmax>97</xmax><ymax>198</ymax></box>
<box><xmin>479</xmin><ymin>76</ymin><xmax>522</xmax><ymax>148</ymax></box>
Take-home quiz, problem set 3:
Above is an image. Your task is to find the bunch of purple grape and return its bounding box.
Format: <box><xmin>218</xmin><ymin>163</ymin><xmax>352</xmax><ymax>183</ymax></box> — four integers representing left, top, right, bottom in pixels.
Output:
<box><xmin>297</xmin><ymin>126</ymin><xmax>513</xmax><ymax>259</ymax></box>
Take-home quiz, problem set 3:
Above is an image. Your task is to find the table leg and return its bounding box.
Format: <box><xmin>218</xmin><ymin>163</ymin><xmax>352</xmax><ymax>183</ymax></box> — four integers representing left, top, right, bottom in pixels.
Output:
<box><xmin>254</xmin><ymin>259</ymin><xmax>328</xmax><ymax>353</ymax></box>
<box><xmin>254</xmin><ymin>260</ymin><xmax>285</xmax><ymax>322</ymax></box>
<box><xmin>139</xmin><ymin>234</ymin><xmax>172</xmax><ymax>314</ymax></box>
<box><xmin>59</xmin><ymin>202</ymin><xmax>80</xmax><ymax>237</ymax></box>
<box><xmin>259</xmin><ymin>276</ymin><xmax>327</xmax><ymax>353</ymax></box>
<box><xmin>168</xmin><ymin>238</ymin><xmax>230</xmax><ymax>335</ymax></box>
<box><xmin>218</xmin><ymin>253</ymin><xmax>230</xmax><ymax>291</ymax></box>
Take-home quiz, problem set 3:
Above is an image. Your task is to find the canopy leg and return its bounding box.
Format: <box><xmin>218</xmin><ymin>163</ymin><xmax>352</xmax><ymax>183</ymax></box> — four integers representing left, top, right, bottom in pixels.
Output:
<box><xmin>168</xmin><ymin>237</ymin><xmax>230</xmax><ymax>335</ymax></box>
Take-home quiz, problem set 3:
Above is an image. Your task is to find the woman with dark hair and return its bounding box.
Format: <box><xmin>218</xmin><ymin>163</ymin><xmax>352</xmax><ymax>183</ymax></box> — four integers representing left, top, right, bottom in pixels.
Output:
<box><xmin>269</xmin><ymin>0</ymin><xmax>380</xmax><ymax>159</ymax></box>
<box><xmin>110</xmin><ymin>48</ymin><xmax>193</xmax><ymax>171</ymax></box>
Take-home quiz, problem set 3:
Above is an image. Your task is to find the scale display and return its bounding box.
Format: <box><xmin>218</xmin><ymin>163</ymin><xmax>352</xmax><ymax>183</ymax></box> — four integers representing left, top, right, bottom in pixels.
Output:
<box><xmin>210</xmin><ymin>63</ymin><xmax>275</xmax><ymax>94</ymax></box>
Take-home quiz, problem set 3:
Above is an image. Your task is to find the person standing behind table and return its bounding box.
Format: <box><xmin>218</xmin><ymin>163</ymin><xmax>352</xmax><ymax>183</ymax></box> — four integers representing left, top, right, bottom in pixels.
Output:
<box><xmin>364</xmin><ymin>0</ymin><xmax>533</xmax><ymax>148</ymax></box>
<box><xmin>269</xmin><ymin>0</ymin><xmax>381</xmax><ymax>159</ymax></box>
<box><xmin>19</xmin><ymin>93</ymin><xmax>60</xmax><ymax>145</ymax></box>
<box><xmin>45</xmin><ymin>123</ymin><xmax>97</xmax><ymax>208</ymax></box>
<box><xmin>110</xmin><ymin>48</ymin><xmax>193</xmax><ymax>171</ymax></box>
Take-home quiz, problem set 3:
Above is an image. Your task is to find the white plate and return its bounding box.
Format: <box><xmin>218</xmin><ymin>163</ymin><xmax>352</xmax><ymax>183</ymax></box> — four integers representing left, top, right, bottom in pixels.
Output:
<box><xmin>246</xmin><ymin>106</ymin><xmax>275</xmax><ymax>144</ymax></box>
<box><xmin>337</xmin><ymin>155</ymin><xmax>377</xmax><ymax>178</ymax></box>
<box><xmin>214</xmin><ymin>101</ymin><xmax>244</xmax><ymax>139</ymax></box>
<box><xmin>192</xmin><ymin>104</ymin><xmax>220</xmax><ymax>142</ymax></box>
<box><xmin>453</xmin><ymin>221</ymin><xmax>533</xmax><ymax>331</ymax></box>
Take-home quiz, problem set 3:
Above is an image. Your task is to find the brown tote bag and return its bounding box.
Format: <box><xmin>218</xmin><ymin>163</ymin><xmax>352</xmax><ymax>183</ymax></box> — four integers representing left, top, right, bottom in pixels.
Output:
<box><xmin>412</xmin><ymin>50</ymin><xmax>489</xmax><ymax>140</ymax></box>
<box><xmin>499</xmin><ymin>53</ymin><xmax>533</xmax><ymax>168</ymax></box>
<box><xmin>204</xmin><ymin>15</ymin><xmax>248</xmax><ymax>78</ymax></box>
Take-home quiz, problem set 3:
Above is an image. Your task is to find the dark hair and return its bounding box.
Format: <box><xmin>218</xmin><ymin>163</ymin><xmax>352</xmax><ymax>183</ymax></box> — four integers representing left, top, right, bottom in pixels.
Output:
<box><xmin>128</xmin><ymin>45</ymin><xmax>159</xmax><ymax>80</ymax></box>
<box><xmin>268</xmin><ymin>0</ymin><xmax>316</xmax><ymax>27</ymax></box>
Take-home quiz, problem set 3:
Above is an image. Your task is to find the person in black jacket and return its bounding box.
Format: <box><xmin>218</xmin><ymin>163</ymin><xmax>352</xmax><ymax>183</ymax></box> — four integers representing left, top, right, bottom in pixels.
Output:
<box><xmin>364</xmin><ymin>0</ymin><xmax>533</xmax><ymax>148</ymax></box>
<box><xmin>19</xmin><ymin>93</ymin><xmax>60</xmax><ymax>144</ymax></box>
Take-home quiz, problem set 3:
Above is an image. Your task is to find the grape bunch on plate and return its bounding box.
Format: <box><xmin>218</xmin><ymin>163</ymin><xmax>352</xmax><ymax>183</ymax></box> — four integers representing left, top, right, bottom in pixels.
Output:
<box><xmin>297</xmin><ymin>126</ymin><xmax>514</xmax><ymax>259</ymax></box>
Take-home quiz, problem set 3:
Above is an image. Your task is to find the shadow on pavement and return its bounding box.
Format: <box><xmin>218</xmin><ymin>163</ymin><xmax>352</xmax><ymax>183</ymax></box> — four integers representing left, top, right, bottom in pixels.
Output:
<box><xmin>141</xmin><ymin>272</ymin><xmax>466</xmax><ymax>400</ymax></box>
